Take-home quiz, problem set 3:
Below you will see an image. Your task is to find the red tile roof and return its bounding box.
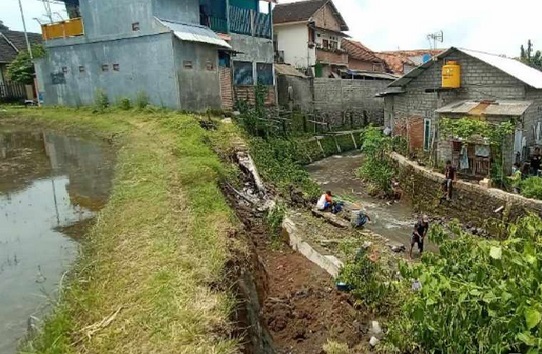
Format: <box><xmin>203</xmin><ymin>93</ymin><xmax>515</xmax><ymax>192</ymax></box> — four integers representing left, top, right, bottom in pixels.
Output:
<box><xmin>375</xmin><ymin>49</ymin><xmax>445</xmax><ymax>75</ymax></box>
<box><xmin>273</xmin><ymin>0</ymin><xmax>348</xmax><ymax>31</ymax></box>
<box><xmin>341</xmin><ymin>39</ymin><xmax>383</xmax><ymax>63</ymax></box>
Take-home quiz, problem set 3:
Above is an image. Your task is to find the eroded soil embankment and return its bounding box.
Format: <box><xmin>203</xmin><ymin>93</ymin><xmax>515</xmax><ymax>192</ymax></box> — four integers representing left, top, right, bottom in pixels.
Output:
<box><xmin>221</xmin><ymin>176</ymin><xmax>366</xmax><ymax>354</ymax></box>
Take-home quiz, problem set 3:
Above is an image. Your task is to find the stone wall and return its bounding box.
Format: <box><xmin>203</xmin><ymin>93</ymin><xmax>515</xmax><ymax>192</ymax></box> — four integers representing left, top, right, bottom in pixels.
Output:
<box><xmin>313</xmin><ymin>78</ymin><xmax>389</xmax><ymax>127</ymax></box>
<box><xmin>393</xmin><ymin>152</ymin><xmax>542</xmax><ymax>230</ymax></box>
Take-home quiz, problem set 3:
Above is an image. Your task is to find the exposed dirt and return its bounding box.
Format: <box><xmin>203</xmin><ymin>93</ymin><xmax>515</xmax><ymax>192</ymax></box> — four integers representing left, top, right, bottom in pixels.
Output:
<box><xmin>222</xmin><ymin>182</ymin><xmax>367</xmax><ymax>354</ymax></box>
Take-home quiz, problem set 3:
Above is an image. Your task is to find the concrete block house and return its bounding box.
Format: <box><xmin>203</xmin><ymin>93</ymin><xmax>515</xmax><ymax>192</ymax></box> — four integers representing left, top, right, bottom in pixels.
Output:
<box><xmin>273</xmin><ymin>0</ymin><xmax>349</xmax><ymax>77</ymax></box>
<box><xmin>36</xmin><ymin>0</ymin><xmax>276</xmax><ymax>111</ymax></box>
<box><xmin>381</xmin><ymin>47</ymin><xmax>542</xmax><ymax>176</ymax></box>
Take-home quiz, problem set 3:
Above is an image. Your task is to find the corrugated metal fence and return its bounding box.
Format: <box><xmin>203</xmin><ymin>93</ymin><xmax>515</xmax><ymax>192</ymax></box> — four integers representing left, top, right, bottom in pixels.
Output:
<box><xmin>0</xmin><ymin>83</ymin><xmax>27</xmax><ymax>103</ymax></box>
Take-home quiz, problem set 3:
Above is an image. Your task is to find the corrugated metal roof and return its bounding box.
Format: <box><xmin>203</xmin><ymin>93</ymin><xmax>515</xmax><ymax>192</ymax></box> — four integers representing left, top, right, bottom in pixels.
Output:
<box><xmin>461</xmin><ymin>49</ymin><xmax>542</xmax><ymax>89</ymax></box>
<box><xmin>388</xmin><ymin>47</ymin><xmax>542</xmax><ymax>89</ymax></box>
<box><xmin>157</xmin><ymin>18</ymin><xmax>231</xmax><ymax>49</ymax></box>
<box><xmin>341</xmin><ymin>69</ymin><xmax>398</xmax><ymax>80</ymax></box>
<box><xmin>436</xmin><ymin>100</ymin><xmax>533</xmax><ymax>116</ymax></box>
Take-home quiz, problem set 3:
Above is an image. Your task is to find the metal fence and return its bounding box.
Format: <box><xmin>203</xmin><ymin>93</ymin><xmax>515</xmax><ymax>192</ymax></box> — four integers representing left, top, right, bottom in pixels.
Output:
<box><xmin>0</xmin><ymin>83</ymin><xmax>27</xmax><ymax>103</ymax></box>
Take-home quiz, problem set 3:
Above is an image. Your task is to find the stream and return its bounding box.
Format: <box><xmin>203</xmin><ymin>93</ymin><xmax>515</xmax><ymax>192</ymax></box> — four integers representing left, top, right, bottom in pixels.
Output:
<box><xmin>306</xmin><ymin>152</ymin><xmax>437</xmax><ymax>253</ymax></box>
<box><xmin>0</xmin><ymin>129</ymin><xmax>115</xmax><ymax>353</ymax></box>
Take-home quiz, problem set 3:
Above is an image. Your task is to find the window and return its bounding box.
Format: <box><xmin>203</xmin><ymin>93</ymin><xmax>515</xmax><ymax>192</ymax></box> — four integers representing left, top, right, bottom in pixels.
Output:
<box><xmin>113</xmin><ymin>64</ymin><xmax>120</xmax><ymax>71</ymax></box>
<box><xmin>101</xmin><ymin>64</ymin><xmax>109</xmax><ymax>72</ymax></box>
<box><xmin>233</xmin><ymin>61</ymin><xmax>253</xmax><ymax>85</ymax></box>
<box><xmin>50</xmin><ymin>72</ymin><xmax>66</xmax><ymax>85</ymax></box>
<box><xmin>62</xmin><ymin>66</ymin><xmax>68</xmax><ymax>74</ymax></box>
<box><xmin>132</xmin><ymin>22</ymin><xmax>140</xmax><ymax>31</ymax></box>
<box><xmin>329</xmin><ymin>41</ymin><xmax>338</xmax><ymax>50</ymax></box>
<box><xmin>322</xmin><ymin>39</ymin><xmax>329</xmax><ymax>49</ymax></box>
<box><xmin>423</xmin><ymin>118</ymin><xmax>432</xmax><ymax>151</ymax></box>
<box><xmin>78</xmin><ymin>65</ymin><xmax>85</xmax><ymax>73</ymax></box>
<box><xmin>256</xmin><ymin>63</ymin><xmax>273</xmax><ymax>86</ymax></box>
<box><xmin>183</xmin><ymin>60</ymin><xmax>193</xmax><ymax>69</ymax></box>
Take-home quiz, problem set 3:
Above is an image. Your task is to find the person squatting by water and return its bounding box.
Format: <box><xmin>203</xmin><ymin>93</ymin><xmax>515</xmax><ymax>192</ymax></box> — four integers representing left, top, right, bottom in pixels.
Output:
<box><xmin>410</xmin><ymin>214</ymin><xmax>429</xmax><ymax>259</ymax></box>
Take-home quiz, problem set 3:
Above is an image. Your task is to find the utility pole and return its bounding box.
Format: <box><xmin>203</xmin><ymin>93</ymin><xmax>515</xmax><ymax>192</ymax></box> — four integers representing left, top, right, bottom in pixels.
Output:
<box><xmin>18</xmin><ymin>0</ymin><xmax>34</xmax><ymax>60</ymax></box>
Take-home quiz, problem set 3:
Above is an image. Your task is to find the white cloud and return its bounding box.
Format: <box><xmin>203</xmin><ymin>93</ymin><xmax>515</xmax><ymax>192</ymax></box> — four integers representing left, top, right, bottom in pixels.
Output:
<box><xmin>0</xmin><ymin>0</ymin><xmax>66</xmax><ymax>34</ymax></box>
<box><xmin>279</xmin><ymin>0</ymin><xmax>542</xmax><ymax>57</ymax></box>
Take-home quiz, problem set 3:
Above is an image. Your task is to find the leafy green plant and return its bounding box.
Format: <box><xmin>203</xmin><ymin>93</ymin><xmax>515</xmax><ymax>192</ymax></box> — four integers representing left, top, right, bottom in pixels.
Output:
<box><xmin>388</xmin><ymin>215</ymin><xmax>542</xmax><ymax>353</ymax></box>
<box><xmin>337</xmin><ymin>249</ymin><xmax>394</xmax><ymax>312</ymax></box>
<box><xmin>439</xmin><ymin>117</ymin><xmax>515</xmax><ymax>144</ymax></box>
<box><xmin>94</xmin><ymin>89</ymin><xmax>109</xmax><ymax>112</ymax></box>
<box><xmin>521</xmin><ymin>177</ymin><xmax>542</xmax><ymax>199</ymax></box>
<box><xmin>358</xmin><ymin>126</ymin><xmax>395</xmax><ymax>193</ymax></box>
<box><xmin>117</xmin><ymin>97</ymin><xmax>131</xmax><ymax>110</ymax></box>
<box><xmin>6</xmin><ymin>44</ymin><xmax>46</xmax><ymax>84</ymax></box>
<box><xmin>266</xmin><ymin>202</ymin><xmax>286</xmax><ymax>238</ymax></box>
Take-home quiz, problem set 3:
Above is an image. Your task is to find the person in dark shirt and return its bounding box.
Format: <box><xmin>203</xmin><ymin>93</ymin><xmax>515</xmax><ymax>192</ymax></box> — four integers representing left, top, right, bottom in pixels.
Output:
<box><xmin>442</xmin><ymin>160</ymin><xmax>456</xmax><ymax>201</ymax></box>
<box><xmin>410</xmin><ymin>215</ymin><xmax>429</xmax><ymax>258</ymax></box>
<box><xmin>531</xmin><ymin>147</ymin><xmax>542</xmax><ymax>176</ymax></box>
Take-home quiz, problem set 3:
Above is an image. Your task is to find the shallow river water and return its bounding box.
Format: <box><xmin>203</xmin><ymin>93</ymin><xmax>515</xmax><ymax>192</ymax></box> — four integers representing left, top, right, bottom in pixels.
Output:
<box><xmin>0</xmin><ymin>129</ymin><xmax>115</xmax><ymax>353</ymax></box>
<box><xmin>306</xmin><ymin>152</ymin><xmax>437</xmax><ymax>253</ymax></box>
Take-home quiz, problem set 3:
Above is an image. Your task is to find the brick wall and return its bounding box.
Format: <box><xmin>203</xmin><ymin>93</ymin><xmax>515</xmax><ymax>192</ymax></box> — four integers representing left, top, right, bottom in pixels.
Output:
<box><xmin>316</xmin><ymin>49</ymin><xmax>348</xmax><ymax>65</ymax></box>
<box><xmin>313</xmin><ymin>78</ymin><xmax>389</xmax><ymax>127</ymax></box>
<box><xmin>235</xmin><ymin>85</ymin><xmax>276</xmax><ymax>106</ymax></box>
<box><xmin>388</xmin><ymin>49</ymin><xmax>532</xmax><ymax>168</ymax></box>
<box><xmin>393</xmin><ymin>152</ymin><xmax>542</xmax><ymax>233</ymax></box>
<box><xmin>348</xmin><ymin>59</ymin><xmax>384</xmax><ymax>72</ymax></box>
<box><xmin>219</xmin><ymin>67</ymin><xmax>234</xmax><ymax>111</ymax></box>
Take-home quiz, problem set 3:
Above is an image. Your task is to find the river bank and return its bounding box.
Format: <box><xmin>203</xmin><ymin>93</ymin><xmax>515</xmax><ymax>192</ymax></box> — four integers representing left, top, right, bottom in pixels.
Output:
<box><xmin>0</xmin><ymin>107</ymin><xmax>242</xmax><ymax>353</ymax></box>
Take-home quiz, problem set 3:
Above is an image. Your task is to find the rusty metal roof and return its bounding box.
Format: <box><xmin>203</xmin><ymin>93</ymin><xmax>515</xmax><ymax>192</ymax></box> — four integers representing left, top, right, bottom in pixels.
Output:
<box><xmin>275</xmin><ymin>63</ymin><xmax>308</xmax><ymax>78</ymax></box>
<box><xmin>436</xmin><ymin>100</ymin><xmax>533</xmax><ymax>116</ymax></box>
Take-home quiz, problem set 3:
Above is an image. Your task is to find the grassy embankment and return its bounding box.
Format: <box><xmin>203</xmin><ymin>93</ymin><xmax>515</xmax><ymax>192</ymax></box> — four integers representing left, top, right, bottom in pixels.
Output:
<box><xmin>0</xmin><ymin>106</ymin><xmax>241</xmax><ymax>354</ymax></box>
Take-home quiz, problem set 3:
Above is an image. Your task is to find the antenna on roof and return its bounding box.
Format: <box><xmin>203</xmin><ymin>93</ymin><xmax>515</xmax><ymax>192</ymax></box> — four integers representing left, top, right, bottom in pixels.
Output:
<box><xmin>37</xmin><ymin>0</ymin><xmax>65</xmax><ymax>23</ymax></box>
<box><xmin>427</xmin><ymin>30</ymin><xmax>443</xmax><ymax>50</ymax></box>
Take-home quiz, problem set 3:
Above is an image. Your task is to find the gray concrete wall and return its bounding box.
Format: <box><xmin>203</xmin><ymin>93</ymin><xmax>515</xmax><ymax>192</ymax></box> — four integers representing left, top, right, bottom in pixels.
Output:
<box><xmin>276</xmin><ymin>75</ymin><xmax>313</xmax><ymax>110</ymax></box>
<box><xmin>36</xmin><ymin>33</ymin><xmax>179</xmax><ymax>108</ymax></box>
<box><xmin>172</xmin><ymin>39</ymin><xmax>222</xmax><ymax>111</ymax></box>
<box><xmin>230</xmin><ymin>33</ymin><xmax>274</xmax><ymax>86</ymax></box>
<box><xmin>152</xmin><ymin>0</ymin><xmax>200</xmax><ymax>24</ymax></box>
<box><xmin>524</xmin><ymin>88</ymin><xmax>542</xmax><ymax>149</ymax></box>
<box><xmin>313</xmin><ymin>78</ymin><xmax>389</xmax><ymax>127</ymax></box>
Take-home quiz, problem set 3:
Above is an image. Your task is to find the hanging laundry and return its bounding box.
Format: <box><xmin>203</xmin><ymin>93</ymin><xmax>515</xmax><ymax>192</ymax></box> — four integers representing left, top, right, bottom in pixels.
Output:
<box><xmin>460</xmin><ymin>144</ymin><xmax>469</xmax><ymax>170</ymax></box>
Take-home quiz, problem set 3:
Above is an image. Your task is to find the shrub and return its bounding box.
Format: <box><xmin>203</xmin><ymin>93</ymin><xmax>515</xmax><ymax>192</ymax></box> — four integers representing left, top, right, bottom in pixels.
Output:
<box><xmin>521</xmin><ymin>176</ymin><xmax>542</xmax><ymax>199</ymax></box>
<box><xmin>357</xmin><ymin>126</ymin><xmax>395</xmax><ymax>192</ymax></box>
<box><xmin>388</xmin><ymin>215</ymin><xmax>542</xmax><ymax>353</ymax></box>
<box><xmin>135</xmin><ymin>91</ymin><xmax>149</xmax><ymax>109</ymax></box>
<box><xmin>117</xmin><ymin>97</ymin><xmax>131</xmax><ymax>110</ymax></box>
<box><xmin>94</xmin><ymin>89</ymin><xmax>109</xmax><ymax>112</ymax></box>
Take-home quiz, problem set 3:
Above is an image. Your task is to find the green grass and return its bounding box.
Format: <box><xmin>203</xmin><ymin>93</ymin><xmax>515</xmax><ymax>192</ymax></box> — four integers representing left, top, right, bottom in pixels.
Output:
<box><xmin>1</xmin><ymin>107</ymin><xmax>240</xmax><ymax>354</ymax></box>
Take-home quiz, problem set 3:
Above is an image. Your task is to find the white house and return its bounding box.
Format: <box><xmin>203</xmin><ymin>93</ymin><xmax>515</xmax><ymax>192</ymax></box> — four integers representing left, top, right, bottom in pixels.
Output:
<box><xmin>273</xmin><ymin>0</ymin><xmax>349</xmax><ymax>77</ymax></box>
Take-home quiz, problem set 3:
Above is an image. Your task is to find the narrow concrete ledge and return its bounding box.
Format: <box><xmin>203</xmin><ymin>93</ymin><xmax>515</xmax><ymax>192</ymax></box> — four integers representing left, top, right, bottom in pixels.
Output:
<box><xmin>282</xmin><ymin>217</ymin><xmax>344</xmax><ymax>278</ymax></box>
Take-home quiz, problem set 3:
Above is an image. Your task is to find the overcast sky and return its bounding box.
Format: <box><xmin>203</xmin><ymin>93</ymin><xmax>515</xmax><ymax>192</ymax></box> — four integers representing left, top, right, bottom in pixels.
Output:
<box><xmin>1</xmin><ymin>0</ymin><xmax>540</xmax><ymax>57</ymax></box>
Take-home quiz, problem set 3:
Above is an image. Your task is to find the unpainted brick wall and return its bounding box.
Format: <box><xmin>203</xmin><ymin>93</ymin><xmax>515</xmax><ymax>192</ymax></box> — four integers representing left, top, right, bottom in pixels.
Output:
<box><xmin>235</xmin><ymin>85</ymin><xmax>276</xmax><ymax>107</ymax></box>
<box><xmin>219</xmin><ymin>67</ymin><xmax>233</xmax><ymax>110</ymax></box>
<box><xmin>393</xmin><ymin>152</ymin><xmax>542</xmax><ymax>232</ymax></box>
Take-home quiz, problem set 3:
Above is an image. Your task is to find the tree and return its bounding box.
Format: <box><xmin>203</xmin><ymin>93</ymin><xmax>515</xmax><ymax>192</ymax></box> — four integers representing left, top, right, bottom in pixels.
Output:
<box><xmin>520</xmin><ymin>40</ymin><xmax>542</xmax><ymax>70</ymax></box>
<box><xmin>0</xmin><ymin>21</ymin><xmax>8</xmax><ymax>31</ymax></box>
<box><xmin>6</xmin><ymin>45</ymin><xmax>46</xmax><ymax>84</ymax></box>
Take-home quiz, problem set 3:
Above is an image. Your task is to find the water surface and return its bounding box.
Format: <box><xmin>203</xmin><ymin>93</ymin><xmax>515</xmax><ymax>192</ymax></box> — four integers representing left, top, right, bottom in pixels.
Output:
<box><xmin>0</xmin><ymin>129</ymin><xmax>115</xmax><ymax>353</ymax></box>
<box><xmin>306</xmin><ymin>152</ymin><xmax>437</xmax><ymax>253</ymax></box>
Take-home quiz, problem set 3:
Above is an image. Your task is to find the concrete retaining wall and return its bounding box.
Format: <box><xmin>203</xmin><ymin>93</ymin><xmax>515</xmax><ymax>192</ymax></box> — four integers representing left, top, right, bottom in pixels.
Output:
<box><xmin>393</xmin><ymin>152</ymin><xmax>542</xmax><ymax>228</ymax></box>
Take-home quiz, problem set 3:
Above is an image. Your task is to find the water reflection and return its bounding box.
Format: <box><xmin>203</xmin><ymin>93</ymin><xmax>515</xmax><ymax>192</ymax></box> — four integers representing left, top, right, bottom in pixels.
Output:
<box><xmin>0</xmin><ymin>129</ymin><xmax>115</xmax><ymax>353</ymax></box>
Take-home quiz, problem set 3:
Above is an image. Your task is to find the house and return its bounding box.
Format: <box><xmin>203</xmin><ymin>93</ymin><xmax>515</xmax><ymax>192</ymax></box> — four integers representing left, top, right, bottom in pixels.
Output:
<box><xmin>376</xmin><ymin>49</ymin><xmax>444</xmax><ymax>75</ymax></box>
<box><xmin>273</xmin><ymin>0</ymin><xmax>349</xmax><ymax>77</ymax></box>
<box><xmin>341</xmin><ymin>39</ymin><xmax>387</xmax><ymax>73</ymax></box>
<box><xmin>380</xmin><ymin>47</ymin><xmax>542</xmax><ymax>176</ymax></box>
<box><xmin>0</xmin><ymin>28</ymin><xmax>42</xmax><ymax>85</ymax></box>
<box><xmin>35</xmin><ymin>0</ymin><xmax>276</xmax><ymax>111</ymax></box>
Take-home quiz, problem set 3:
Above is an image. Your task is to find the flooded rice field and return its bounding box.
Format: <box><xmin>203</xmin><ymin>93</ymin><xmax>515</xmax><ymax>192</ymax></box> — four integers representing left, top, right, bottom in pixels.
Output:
<box><xmin>306</xmin><ymin>152</ymin><xmax>437</xmax><ymax>253</ymax></box>
<box><xmin>0</xmin><ymin>129</ymin><xmax>115</xmax><ymax>353</ymax></box>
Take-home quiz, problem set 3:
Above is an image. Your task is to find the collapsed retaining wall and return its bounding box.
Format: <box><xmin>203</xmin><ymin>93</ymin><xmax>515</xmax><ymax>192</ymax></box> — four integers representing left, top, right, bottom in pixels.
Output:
<box><xmin>393</xmin><ymin>152</ymin><xmax>542</xmax><ymax>228</ymax></box>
